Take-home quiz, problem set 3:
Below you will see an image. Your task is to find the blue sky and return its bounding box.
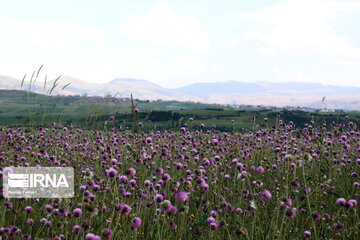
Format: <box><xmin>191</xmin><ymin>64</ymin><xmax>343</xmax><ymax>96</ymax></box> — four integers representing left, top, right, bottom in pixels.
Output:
<box><xmin>1</xmin><ymin>0</ymin><xmax>360</xmax><ymax>88</ymax></box>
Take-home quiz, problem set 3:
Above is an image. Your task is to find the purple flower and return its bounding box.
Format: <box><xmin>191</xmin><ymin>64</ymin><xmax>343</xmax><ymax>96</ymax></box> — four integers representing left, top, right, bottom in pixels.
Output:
<box><xmin>101</xmin><ymin>228</ymin><xmax>113</xmax><ymax>239</ymax></box>
<box><xmin>127</xmin><ymin>168</ymin><xmax>136</xmax><ymax>177</ymax></box>
<box><xmin>109</xmin><ymin>116</ymin><xmax>115</xmax><ymax>121</ymax></box>
<box><xmin>106</xmin><ymin>168</ymin><xmax>117</xmax><ymax>178</ymax></box>
<box><xmin>207</xmin><ymin>216</ymin><xmax>216</xmax><ymax>224</ymax></box>
<box><xmin>312</xmin><ymin>212</ymin><xmax>321</xmax><ymax>221</ymax></box>
<box><xmin>285</xmin><ymin>207</ymin><xmax>297</xmax><ymax>219</ymax></box>
<box><xmin>132</xmin><ymin>217</ymin><xmax>142</xmax><ymax>228</ymax></box>
<box><xmin>73</xmin><ymin>225</ymin><xmax>81</xmax><ymax>233</ymax></box>
<box><xmin>281</xmin><ymin>198</ymin><xmax>292</xmax><ymax>207</ymax></box>
<box><xmin>346</xmin><ymin>199</ymin><xmax>358</xmax><ymax>209</ymax></box>
<box><xmin>24</xmin><ymin>206</ymin><xmax>33</xmax><ymax>213</ymax></box>
<box><xmin>256</xmin><ymin>166</ymin><xmax>264</xmax><ymax>174</ymax></box>
<box><xmin>351</xmin><ymin>171</ymin><xmax>358</xmax><ymax>178</ymax></box>
<box><xmin>304</xmin><ymin>231</ymin><xmax>311</xmax><ymax>237</ymax></box>
<box><xmin>334</xmin><ymin>222</ymin><xmax>343</xmax><ymax>231</ymax></box>
<box><xmin>134</xmin><ymin>108</ymin><xmax>139</xmax><ymax>113</ymax></box>
<box><xmin>73</xmin><ymin>208</ymin><xmax>82</xmax><ymax>217</ymax></box>
<box><xmin>156</xmin><ymin>167</ymin><xmax>164</xmax><ymax>175</ymax></box>
<box><xmin>122</xmin><ymin>204</ymin><xmax>131</xmax><ymax>215</ymax></box>
<box><xmin>209</xmin><ymin>222</ymin><xmax>217</xmax><ymax>229</ymax></box>
<box><xmin>154</xmin><ymin>194</ymin><xmax>164</xmax><ymax>203</ymax></box>
<box><xmin>175</xmin><ymin>191</ymin><xmax>189</xmax><ymax>203</ymax></box>
<box><xmin>27</xmin><ymin>219</ymin><xmax>34</xmax><ymax>225</ymax></box>
<box><xmin>336</xmin><ymin>198</ymin><xmax>346</xmax><ymax>206</ymax></box>
<box><xmin>145</xmin><ymin>137</ymin><xmax>152</xmax><ymax>143</ymax></box>
<box><xmin>85</xmin><ymin>233</ymin><xmax>101</xmax><ymax>240</ymax></box>
<box><xmin>5</xmin><ymin>202</ymin><xmax>13</xmax><ymax>209</ymax></box>
<box><xmin>161</xmin><ymin>200</ymin><xmax>173</xmax><ymax>212</ymax></box>
<box><xmin>261</xmin><ymin>190</ymin><xmax>272</xmax><ymax>200</ymax></box>
<box><xmin>44</xmin><ymin>204</ymin><xmax>53</xmax><ymax>212</ymax></box>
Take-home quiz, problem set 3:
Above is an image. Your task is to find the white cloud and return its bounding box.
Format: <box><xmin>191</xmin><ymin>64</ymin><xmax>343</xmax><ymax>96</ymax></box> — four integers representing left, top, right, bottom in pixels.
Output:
<box><xmin>326</xmin><ymin>58</ymin><xmax>360</xmax><ymax>66</ymax></box>
<box><xmin>0</xmin><ymin>17</ymin><xmax>107</xmax><ymax>45</ymax></box>
<box><xmin>212</xmin><ymin>66</ymin><xmax>223</xmax><ymax>73</ymax></box>
<box><xmin>136</xmin><ymin>59</ymin><xmax>163</xmax><ymax>74</ymax></box>
<box><xmin>240</xmin><ymin>0</ymin><xmax>360</xmax><ymax>58</ymax></box>
<box><xmin>256</xmin><ymin>47</ymin><xmax>274</xmax><ymax>55</ymax></box>
<box><xmin>273</xmin><ymin>67</ymin><xmax>308</xmax><ymax>82</ymax></box>
<box><xmin>120</xmin><ymin>4</ymin><xmax>211</xmax><ymax>51</ymax></box>
<box><xmin>175</xmin><ymin>56</ymin><xmax>204</xmax><ymax>73</ymax></box>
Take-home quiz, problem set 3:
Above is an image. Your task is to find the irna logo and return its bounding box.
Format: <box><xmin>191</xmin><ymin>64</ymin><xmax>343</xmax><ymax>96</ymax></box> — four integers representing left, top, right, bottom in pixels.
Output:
<box><xmin>8</xmin><ymin>173</ymin><xmax>69</xmax><ymax>188</ymax></box>
<box><xmin>3</xmin><ymin>167</ymin><xmax>74</xmax><ymax>199</ymax></box>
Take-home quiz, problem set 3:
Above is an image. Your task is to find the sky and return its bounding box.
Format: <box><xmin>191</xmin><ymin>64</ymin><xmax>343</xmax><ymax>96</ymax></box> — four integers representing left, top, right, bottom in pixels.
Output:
<box><xmin>1</xmin><ymin>0</ymin><xmax>360</xmax><ymax>88</ymax></box>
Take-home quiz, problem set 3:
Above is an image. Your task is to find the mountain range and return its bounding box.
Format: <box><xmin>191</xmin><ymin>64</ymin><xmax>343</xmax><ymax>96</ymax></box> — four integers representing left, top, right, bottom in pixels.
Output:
<box><xmin>1</xmin><ymin>74</ymin><xmax>359</xmax><ymax>110</ymax></box>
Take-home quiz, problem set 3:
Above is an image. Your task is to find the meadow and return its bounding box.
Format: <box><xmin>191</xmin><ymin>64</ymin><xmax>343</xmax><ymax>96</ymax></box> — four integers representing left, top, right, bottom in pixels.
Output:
<box><xmin>1</xmin><ymin>89</ymin><xmax>360</xmax><ymax>132</ymax></box>
<box><xmin>0</xmin><ymin>107</ymin><xmax>359</xmax><ymax>239</ymax></box>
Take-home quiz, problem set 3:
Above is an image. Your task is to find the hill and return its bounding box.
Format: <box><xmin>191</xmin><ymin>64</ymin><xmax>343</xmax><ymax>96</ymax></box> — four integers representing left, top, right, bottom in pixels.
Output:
<box><xmin>1</xmin><ymin>74</ymin><xmax>360</xmax><ymax>110</ymax></box>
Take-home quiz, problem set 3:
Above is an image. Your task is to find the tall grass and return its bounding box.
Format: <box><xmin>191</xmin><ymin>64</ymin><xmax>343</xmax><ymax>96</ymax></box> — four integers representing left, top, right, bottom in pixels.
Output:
<box><xmin>20</xmin><ymin>66</ymin><xmax>71</xmax><ymax>128</ymax></box>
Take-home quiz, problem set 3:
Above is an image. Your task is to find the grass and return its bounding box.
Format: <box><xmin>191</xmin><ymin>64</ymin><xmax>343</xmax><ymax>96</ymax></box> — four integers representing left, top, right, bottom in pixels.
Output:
<box><xmin>0</xmin><ymin>114</ymin><xmax>359</xmax><ymax>239</ymax></box>
<box><xmin>1</xmin><ymin>89</ymin><xmax>360</xmax><ymax>132</ymax></box>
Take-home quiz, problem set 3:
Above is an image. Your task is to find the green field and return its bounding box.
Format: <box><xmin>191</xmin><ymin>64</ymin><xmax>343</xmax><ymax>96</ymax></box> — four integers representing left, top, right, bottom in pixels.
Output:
<box><xmin>1</xmin><ymin>90</ymin><xmax>359</xmax><ymax>131</ymax></box>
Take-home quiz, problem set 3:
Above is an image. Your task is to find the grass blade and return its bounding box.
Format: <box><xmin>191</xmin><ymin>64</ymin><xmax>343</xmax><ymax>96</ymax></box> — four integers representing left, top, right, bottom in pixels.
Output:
<box><xmin>36</xmin><ymin>65</ymin><xmax>43</xmax><ymax>78</ymax></box>
<box><xmin>62</xmin><ymin>82</ymin><xmax>71</xmax><ymax>90</ymax></box>
<box><xmin>44</xmin><ymin>75</ymin><xmax>47</xmax><ymax>90</ymax></box>
<box><xmin>21</xmin><ymin>74</ymin><xmax>26</xmax><ymax>87</ymax></box>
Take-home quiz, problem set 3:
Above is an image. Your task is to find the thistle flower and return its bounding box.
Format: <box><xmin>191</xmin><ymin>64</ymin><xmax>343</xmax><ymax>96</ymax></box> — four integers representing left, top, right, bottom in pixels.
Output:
<box><xmin>27</xmin><ymin>219</ymin><xmax>34</xmax><ymax>225</ymax></box>
<box><xmin>175</xmin><ymin>191</ymin><xmax>189</xmax><ymax>203</ymax></box>
<box><xmin>347</xmin><ymin>199</ymin><xmax>358</xmax><ymax>208</ymax></box>
<box><xmin>101</xmin><ymin>228</ymin><xmax>113</xmax><ymax>239</ymax></box>
<box><xmin>311</xmin><ymin>212</ymin><xmax>321</xmax><ymax>221</ymax></box>
<box><xmin>156</xmin><ymin>167</ymin><xmax>164</xmax><ymax>175</ymax></box>
<box><xmin>106</xmin><ymin>168</ymin><xmax>117</xmax><ymax>178</ymax></box>
<box><xmin>336</xmin><ymin>198</ymin><xmax>346</xmax><ymax>206</ymax></box>
<box><xmin>209</xmin><ymin>222</ymin><xmax>217</xmax><ymax>229</ymax></box>
<box><xmin>24</xmin><ymin>206</ymin><xmax>33</xmax><ymax>213</ymax></box>
<box><xmin>44</xmin><ymin>204</ymin><xmax>53</xmax><ymax>212</ymax></box>
<box><xmin>262</xmin><ymin>190</ymin><xmax>272</xmax><ymax>200</ymax></box>
<box><xmin>132</xmin><ymin>217</ymin><xmax>142</xmax><ymax>228</ymax></box>
<box><xmin>85</xmin><ymin>233</ymin><xmax>101</xmax><ymax>240</ymax></box>
<box><xmin>122</xmin><ymin>204</ymin><xmax>131</xmax><ymax>215</ymax></box>
<box><xmin>161</xmin><ymin>200</ymin><xmax>173</xmax><ymax>212</ymax></box>
<box><xmin>207</xmin><ymin>216</ymin><xmax>216</xmax><ymax>224</ymax></box>
<box><xmin>256</xmin><ymin>166</ymin><xmax>264</xmax><ymax>174</ymax></box>
<box><xmin>127</xmin><ymin>168</ymin><xmax>136</xmax><ymax>177</ymax></box>
<box><xmin>154</xmin><ymin>194</ymin><xmax>164</xmax><ymax>203</ymax></box>
<box><xmin>285</xmin><ymin>207</ymin><xmax>297</xmax><ymax>219</ymax></box>
<box><xmin>334</xmin><ymin>222</ymin><xmax>343</xmax><ymax>231</ymax></box>
<box><xmin>73</xmin><ymin>208</ymin><xmax>82</xmax><ymax>217</ymax></box>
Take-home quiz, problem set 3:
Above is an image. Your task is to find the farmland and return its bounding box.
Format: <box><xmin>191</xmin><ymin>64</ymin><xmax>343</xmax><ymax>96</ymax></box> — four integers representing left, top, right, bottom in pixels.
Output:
<box><xmin>0</xmin><ymin>90</ymin><xmax>359</xmax><ymax>132</ymax></box>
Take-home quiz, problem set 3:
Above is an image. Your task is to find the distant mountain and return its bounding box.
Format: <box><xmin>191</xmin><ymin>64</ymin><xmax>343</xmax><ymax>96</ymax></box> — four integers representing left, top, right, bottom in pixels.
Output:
<box><xmin>176</xmin><ymin>81</ymin><xmax>360</xmax><ymax>110</ymax></box>
<box><xmin>0</xmin><ymin>74</ymin><xmax>359</xmax><ymax>110</ymax></box>
<box><xmin>0</xmin><ymin>75</ymin><xmax>199</xmax><ymax>102</ymax></box>
<box><xmin>176</xmin><ymin>81</ymin><xmax>265</xmax><ymax>97</ymax></box>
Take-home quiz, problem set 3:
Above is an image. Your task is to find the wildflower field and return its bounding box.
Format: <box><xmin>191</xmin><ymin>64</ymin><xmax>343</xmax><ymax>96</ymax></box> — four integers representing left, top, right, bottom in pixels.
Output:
<box><xmin>0</xmin><ymin>114</ymin><xmax>359</xmax><ymax>239</ymax></box>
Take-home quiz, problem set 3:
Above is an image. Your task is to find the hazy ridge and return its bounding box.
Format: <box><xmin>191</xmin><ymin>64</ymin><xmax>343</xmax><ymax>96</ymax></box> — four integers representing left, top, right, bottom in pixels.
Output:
<box><xmin>1</xmin><ymin>75</ymin><xmax>359</xmax><ymax>110</ymax></box>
